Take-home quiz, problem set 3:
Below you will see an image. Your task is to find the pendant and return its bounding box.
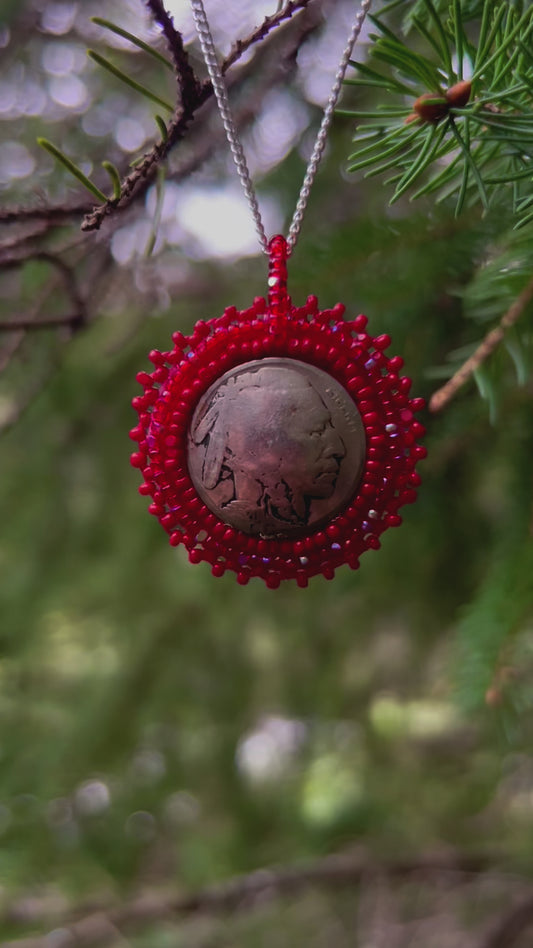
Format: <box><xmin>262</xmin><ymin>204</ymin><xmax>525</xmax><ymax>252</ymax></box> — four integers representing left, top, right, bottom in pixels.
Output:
<box><xmin>130</xmin><ymin>236</ymin><xmax>426</xmax><ymax>587</ymax></box>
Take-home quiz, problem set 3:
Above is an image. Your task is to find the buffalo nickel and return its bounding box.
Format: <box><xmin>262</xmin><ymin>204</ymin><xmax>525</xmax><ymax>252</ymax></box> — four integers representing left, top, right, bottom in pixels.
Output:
<box><xmin>187</xmin><ymin>358</ymin><xmax>366</xmax><ymax>538</ymax></box>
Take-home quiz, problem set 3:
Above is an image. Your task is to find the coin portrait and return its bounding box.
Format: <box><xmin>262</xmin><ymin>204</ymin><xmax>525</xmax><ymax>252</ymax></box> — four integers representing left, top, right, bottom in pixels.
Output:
<box><xmin>187</xmin><ymin>358</ymin><xmax>366</xmax><ymax>538</ymax></box>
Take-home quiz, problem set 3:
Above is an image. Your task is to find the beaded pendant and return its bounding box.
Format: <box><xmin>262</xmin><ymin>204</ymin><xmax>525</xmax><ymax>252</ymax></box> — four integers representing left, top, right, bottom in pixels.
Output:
<box><xmin>130</xmin><ymin>236</ymin><xmax>425</xmax><ymax>587</ymax></box>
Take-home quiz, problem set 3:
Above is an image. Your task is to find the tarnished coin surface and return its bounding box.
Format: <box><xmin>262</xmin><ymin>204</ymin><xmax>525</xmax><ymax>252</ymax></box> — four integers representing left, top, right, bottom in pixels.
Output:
<box><xmin>187</xmin><ymin>358</ymin><xmax>366</xmax><ymax>538</ymax></box>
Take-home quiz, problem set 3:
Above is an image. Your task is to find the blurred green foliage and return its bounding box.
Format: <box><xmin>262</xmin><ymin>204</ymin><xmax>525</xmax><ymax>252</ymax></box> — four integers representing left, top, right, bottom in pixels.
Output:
<box><xmin>0</xmin><ymin>1</ymin><xmax>532</xmax><ymax>944</ymax></box>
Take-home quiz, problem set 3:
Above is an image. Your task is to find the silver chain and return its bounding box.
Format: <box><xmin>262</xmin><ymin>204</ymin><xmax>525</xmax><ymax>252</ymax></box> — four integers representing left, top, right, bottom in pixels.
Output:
<box><xmin>189</xmin><ymin>0</ymin><xmax>372</xmax><ymax>255</ymax></box>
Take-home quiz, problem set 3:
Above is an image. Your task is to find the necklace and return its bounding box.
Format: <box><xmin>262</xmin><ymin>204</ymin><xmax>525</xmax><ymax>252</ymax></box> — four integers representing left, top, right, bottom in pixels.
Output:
<box><xmin>130</xmin><ymin>0</ymin><xmax>426</xmax><ymax>588</ymax></box>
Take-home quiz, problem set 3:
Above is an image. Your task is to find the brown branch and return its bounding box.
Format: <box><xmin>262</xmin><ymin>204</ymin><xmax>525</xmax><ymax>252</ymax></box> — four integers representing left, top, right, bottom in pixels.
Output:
<box><xmin>81</xmin><ymin>97</ymin><xmax>208</xmax><ymax>232</ymax></box>
<box><xmin>0</xmin><ymin>252</ymin><xmax>87</xmax><ymax>330</ymax></box>
<box><xmin>0</xmin><ymin>204</ymin><xmax>93</xmax><ymax>225</ymax></box>
<box><xmin>0</xmin><ymin>314</ymin><xmax>83</xmax><ymax>332</ymax></box>
<box><xmin>0</xmin><ymin>249</ymin><xmax>113</xmax><ymax>434</ymax></box>
<box><xmin>0</xmin><ymin>268</ymin><xmax>71</xmax><ymax>375</ymax></box>
<box><xmin>81</xmin><ymin>0</ymin><xmax>317</xmax><ymax>233</ymax></box>
<box><xmin>0</xmin><ymin>362</ymin><xmax>59</xmax><ymax>435</ymax></box>
<box><xmin>0</xmin><ymin>222</ymin><xmax>50</xmax><ymax>254</ymax></box>
<box><xmin>480</xmin><ymin>892</ymin><xmax>533</xmax><ymax>948</ymax></box>
<box><xmin>144</xmin><ymin>0</ymin><xmax>201</xmax><ymax>102</ymax></box>
<box><xmin>222</xmin><ymin>0</ymin><xmax>314</xmax><ymax>73</ymax></box>
<box><xmin>1</xmin><ymin>3</ymin><xmax>316</xmax><ymax>236</ymax></box>
<box><xmin>429</xmin><ymin>273</ymin><xmax>533</xmax><ymax>412</ymax></box>
<box><xmin>0</xmin><ymin>850</ymin><xmax>493</xmax><ymax>948</ymax></box>
<box><xmin>165</xmin><ymin>6</ymin><xmax>320</xmax><ymax>186</ymax></box>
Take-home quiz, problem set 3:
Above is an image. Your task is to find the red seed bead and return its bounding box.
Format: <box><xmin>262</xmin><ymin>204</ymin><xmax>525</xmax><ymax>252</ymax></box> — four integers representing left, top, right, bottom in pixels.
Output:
<box><xmin>353</xmin><ymin>315</ymin><xmax>368</xmax><ymax>331</ymax></box>
<box><xmin>266</xmin><ymin>574</ymin><xmax>281</xmax><ymax>589</ymax></box>
<box><xmin>399</xmin><ymin>488</ymin><xmax>417</xmax><ymax>505</ymax></box>
<box><xmin>374</xmin><ymin>334</ymin><xmax>391</xmax><ymax>350</ymax></box>
<box><xmin>412</xmin><ymin>445</ymin><xmax>428</xmax><ymax>459</ymax></box>
<box><xmin>136</xmin><ymin>371</ymin><xmax>153</xmax><ymax>386</ymax></box>
<box><xmin>130</xmin><ymin>452</ymin><xmax>145</xmax><ymax>468</ymax></box>
<box><xmin>189</xmin><ymin>549</ymin><xmax>202</xmax><ymax>564</ymax></box>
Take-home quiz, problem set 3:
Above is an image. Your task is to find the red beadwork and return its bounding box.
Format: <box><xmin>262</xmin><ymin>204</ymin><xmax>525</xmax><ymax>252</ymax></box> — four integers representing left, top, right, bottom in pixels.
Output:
<box><xmin>131</xmin><ymin>236</ymin><xmax>425</xmax><ymax>586</ymax></box>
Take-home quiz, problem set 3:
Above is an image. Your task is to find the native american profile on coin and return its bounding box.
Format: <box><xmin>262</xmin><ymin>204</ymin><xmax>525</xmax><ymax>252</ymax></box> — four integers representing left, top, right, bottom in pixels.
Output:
<box><xmin>187</xmin><ymin>359</ymin><xmax>366</xmax><ymax>537</ymax></box>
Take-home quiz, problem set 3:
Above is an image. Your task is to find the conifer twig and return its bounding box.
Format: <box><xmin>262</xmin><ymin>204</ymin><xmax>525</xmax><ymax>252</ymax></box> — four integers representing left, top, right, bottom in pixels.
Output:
<box><xmin>222</xmin><ymin>0</ymin><xmax>313</xmax><ymax>73</ymax></box>
<box><xmin>81</xmin><ymin>0</ymin><xmax>315</xmax><ymax>232</ymax></box>
<box><xmin>429</xmin><ymin>273</ymin><xmax>533</xmax><ymax>412</ymax></box>
<box><xmin>144</xmin><ymin>0</ymin><xmax>201</xmax><ymax>103</ymax></box>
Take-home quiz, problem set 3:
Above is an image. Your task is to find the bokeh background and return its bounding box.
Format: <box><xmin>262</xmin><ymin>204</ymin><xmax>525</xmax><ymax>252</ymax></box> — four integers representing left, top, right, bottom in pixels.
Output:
<box><xmin>0</xmin><ymin>1</ymin><xmax>532</xmax><ymax>945</ymax></box>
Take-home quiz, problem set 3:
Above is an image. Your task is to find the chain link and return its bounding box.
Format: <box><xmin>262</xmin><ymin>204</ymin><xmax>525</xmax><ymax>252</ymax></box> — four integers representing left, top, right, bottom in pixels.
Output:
<box><xmin>190</xmin><ymin>0</ymin><xmax>372</xmax><ymax>255</ymax></box>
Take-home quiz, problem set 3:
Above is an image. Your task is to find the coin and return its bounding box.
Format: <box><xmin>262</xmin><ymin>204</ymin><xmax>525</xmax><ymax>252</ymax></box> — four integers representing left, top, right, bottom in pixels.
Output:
<box><xmin>187</xmin><ymin>358</ymin><xmax>366</xmax><ymax>538</ymax></box>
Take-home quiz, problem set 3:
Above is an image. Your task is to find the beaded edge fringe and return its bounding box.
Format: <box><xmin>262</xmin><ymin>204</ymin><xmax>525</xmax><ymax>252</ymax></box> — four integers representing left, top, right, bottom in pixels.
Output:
<box><xmin>130</xmin><ymin>295</ymin><xmax>426</xmax><ymax>588</ymax></box>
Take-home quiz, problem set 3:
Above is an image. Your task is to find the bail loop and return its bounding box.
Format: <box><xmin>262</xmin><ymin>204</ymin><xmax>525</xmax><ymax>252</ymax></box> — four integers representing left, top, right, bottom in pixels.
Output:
<box><xmin>267</xmin><ymin>235</ymin><xmax>290</xmax><ymax>316</ymax></box>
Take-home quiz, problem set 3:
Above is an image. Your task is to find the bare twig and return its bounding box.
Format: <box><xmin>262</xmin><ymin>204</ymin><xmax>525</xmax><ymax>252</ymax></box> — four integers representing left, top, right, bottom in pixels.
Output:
<box><xmin>0</xmin><ymin>850</ymin><xmax>493</xmax><ymax>948</ymax></box>
<box><xmin>429</xmin><ymin>273</ymin><xmax>533</xmax><ymax>412</ymax></box>
<box><xmin>222</xmin><ymin>0</ymin><xmax>314</xmax><ymax>73</ymax></box>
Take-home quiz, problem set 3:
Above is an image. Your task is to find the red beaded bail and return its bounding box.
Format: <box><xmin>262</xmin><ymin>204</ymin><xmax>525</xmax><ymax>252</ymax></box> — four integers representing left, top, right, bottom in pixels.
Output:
<box><xmin>268</xmin><ymin>235</ymin><xmax>290</xmax><ymax>317</ymax></box>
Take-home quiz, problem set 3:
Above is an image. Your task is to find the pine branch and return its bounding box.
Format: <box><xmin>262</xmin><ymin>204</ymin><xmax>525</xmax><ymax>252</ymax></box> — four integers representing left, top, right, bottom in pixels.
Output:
<box><xmin>344</xmin><ymin>2</ymin><xmax>533</xmax><ymax>216</ymax></box>
<box><xmin>222</xmin><ymin>0</ymin><xmax>313</xmax><ymax>73</ymax></box>
<box><xmin>429</xmin><ymin>272</ymin><xmax>533</xmax><ymax>412</ymax></box>
<box><xmin>81</xmin><ymin>1</ymin><xmax>318</xmax><ymax>232</ymax></box>
<box><xmin>0</xmin><ymin>850</ymin><xmax>493</xmax><ymax>948</ymax></box>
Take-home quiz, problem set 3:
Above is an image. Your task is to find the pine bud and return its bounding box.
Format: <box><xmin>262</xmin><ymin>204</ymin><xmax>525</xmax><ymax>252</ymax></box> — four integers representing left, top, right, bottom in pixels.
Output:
<box><xmin>413</xmin><ymin>92</ymin><xmax>448</xmax><ymax>123</ymax></box>
<box><xmin>445</xmin><ymin>80</ymin><xmax>472</xmax><ymax>108</ymax></box>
